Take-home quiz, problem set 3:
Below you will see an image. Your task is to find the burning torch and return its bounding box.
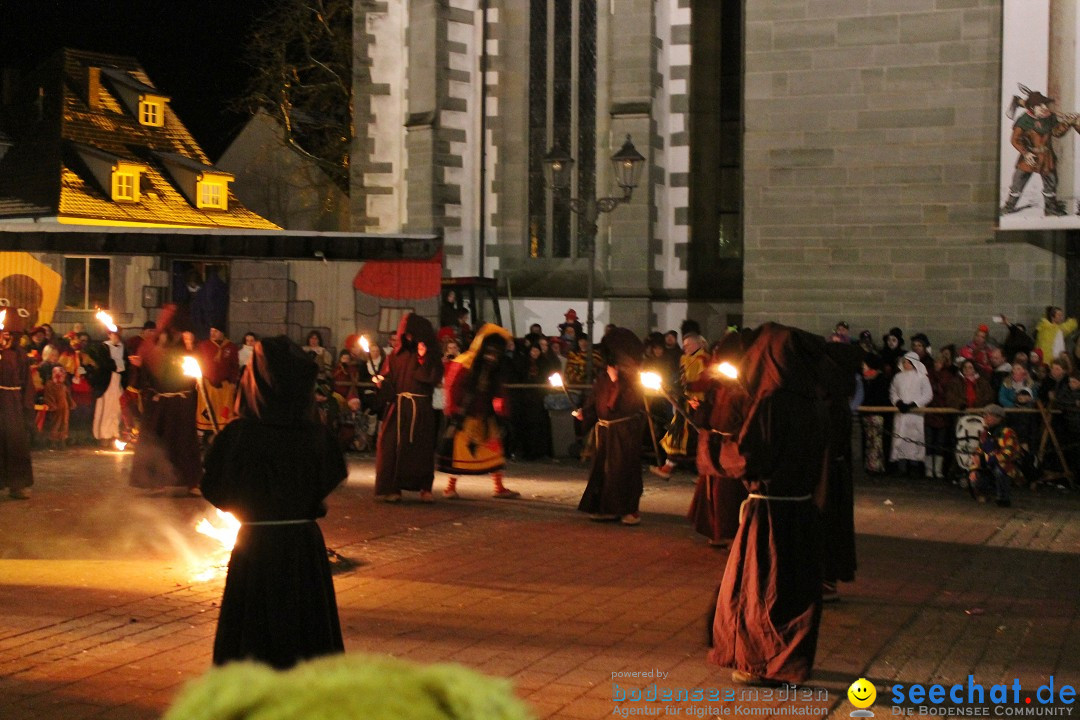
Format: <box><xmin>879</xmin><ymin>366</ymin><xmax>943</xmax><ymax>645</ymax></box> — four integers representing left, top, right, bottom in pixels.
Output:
<box><xmin>639</xmin><ymin>370</ymin><xmax>701</xmax><ymax>433</ymax></box>
<box><xmin>95</xmin><ymin>309</ymin><xmax>118</xmax><ymax>334</ymax></box>
<box><xmin>547</xmin><ymin>372</ymin><xmax>574</xmax><ymax>406</ymax></box>
<box><xmin>182</xmin><ymin>355</ymin><xmax>220</xmax><ymax>434</ymax></box>
<box><xmin>358</xmin><ymin>335</ymin><xmax>384</xmax><ymax>383</ymax></box>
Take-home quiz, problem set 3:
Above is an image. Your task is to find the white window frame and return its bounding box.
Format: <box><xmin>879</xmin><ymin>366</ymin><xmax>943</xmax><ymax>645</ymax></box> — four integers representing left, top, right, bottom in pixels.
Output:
<box><xmin>113</xmin><ymin>171</ymin><xmax>137</xmax><ymax>201</ymax></box>
<box><xmin>63</xmin><ymin>256</ymin><xmax>111</xmax><ymax>311</ymax></box>
<box><xmin>197</xmin><ymin>178</ymin><xmax>228</xmax><ymax>210</ymax></box>
<box><xmin>138</xmin><ymin>97</ymin><xmax>164</xmax><ymax>127</ymax></box>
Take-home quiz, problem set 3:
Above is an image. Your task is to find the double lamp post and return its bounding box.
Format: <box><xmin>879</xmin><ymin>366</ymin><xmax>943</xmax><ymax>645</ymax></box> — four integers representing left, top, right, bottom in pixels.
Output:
<box><xmin>542</xmin><ymin>134</ymin><xmax>645</xmax><ymax>381</ymax></box>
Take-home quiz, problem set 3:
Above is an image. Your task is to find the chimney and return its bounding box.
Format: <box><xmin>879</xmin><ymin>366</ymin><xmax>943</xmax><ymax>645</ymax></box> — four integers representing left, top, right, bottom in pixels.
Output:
<box><xmin>87</xmin><ymin>66</ymin><xmax>101</xmax><ymax>109</ymax></box>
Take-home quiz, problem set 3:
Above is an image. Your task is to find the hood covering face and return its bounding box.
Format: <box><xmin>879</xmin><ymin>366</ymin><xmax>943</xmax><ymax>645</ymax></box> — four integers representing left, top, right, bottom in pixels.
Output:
<box><xmin>899</xmin><ymin>350</ymin><xmax>927</xmax><ymax>377</ymax></box>
<box><xmin>454</xmin><ymin>323</ymin><xmax>512</xmax><ymax>370</ymax></box>
<box><xmin>602</xmin><ymin>327</ymin><xmax>645</xmax><ymax>370</ymax></box>
<box><xmin>397</xmin><ymin>312</ymin><xmax>439</xmax><ymax>353</ymax></box>
<box><xmin>734</xmin><ymin>323</ymin><xmax>829</xmax><ymax>401</ymax></box>
<box><xmin>239</xmin><ymin>335</ymin><xmax>317</xmax><ymax>425</ymax></box>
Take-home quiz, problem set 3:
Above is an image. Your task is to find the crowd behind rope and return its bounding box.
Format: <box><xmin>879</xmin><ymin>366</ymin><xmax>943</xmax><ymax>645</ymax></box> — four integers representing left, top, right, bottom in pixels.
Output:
<box><xmin>3</xmin><ymin>303</ymin><xmax>1078</xmax><ymax>494</ymax></box>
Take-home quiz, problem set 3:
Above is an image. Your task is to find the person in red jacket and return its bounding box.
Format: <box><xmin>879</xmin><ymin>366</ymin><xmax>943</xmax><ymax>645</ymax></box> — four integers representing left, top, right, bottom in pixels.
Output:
<box><xmin>438</xmin><ymin>324</ymin><xmax>519</xmax><ymax>500</ymax></box>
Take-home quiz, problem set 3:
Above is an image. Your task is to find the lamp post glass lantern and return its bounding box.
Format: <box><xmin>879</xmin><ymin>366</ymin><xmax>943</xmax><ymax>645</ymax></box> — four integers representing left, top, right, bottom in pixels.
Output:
<box><xmin>542</xmin><ymin>135</ymin><xmax>645</xmax><ymax>381</ymax></box>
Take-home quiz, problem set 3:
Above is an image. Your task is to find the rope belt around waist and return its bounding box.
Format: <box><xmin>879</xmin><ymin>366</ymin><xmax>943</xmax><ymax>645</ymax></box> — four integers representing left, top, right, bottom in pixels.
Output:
<box><xmin>739</xmin><ymin>492</ymin><xmax>813</xmax><ymax>525</ymax></box>
<box><xmin>0</xmin><ymin>385</ymin><xmax>22</xmax><ymax>391</ymax></box>
<box><xmin>396</xmin><ymin>392</ymin><xmax>429</xmax><ymax>445</ymax></box>
<box><xmin>593</xmin><ymin>414</ymin><xmax>639</xmax><ymax>444</ymax></box>
<box><xmin>243</xmin><ymin>519</ymin><xmax>316</xmax><ymax>527</ymax></box>
<box><xmin>152</xmin><ymin>390</ymin><xmax>192</xmax><ymax>401</ymax></box>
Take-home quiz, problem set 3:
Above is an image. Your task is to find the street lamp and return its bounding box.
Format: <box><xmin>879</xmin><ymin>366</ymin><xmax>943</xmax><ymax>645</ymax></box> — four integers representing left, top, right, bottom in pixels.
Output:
<box><xmin>542</xmin><ymin>134</ymin><xmax>645</xmax><ymax>380</ymax></box>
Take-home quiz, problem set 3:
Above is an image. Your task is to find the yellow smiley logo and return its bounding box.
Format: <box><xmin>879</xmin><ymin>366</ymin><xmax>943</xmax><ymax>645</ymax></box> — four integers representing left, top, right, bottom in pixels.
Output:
<box><xmin>848</xmin><ymin>678</ymin><xmax>876</xmax><ymax>708</ymax></box>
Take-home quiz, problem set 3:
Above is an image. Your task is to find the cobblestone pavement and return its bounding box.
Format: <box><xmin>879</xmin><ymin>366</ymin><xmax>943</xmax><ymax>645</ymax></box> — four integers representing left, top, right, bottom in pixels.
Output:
<box><xmin>1</xmin><ymin>448</ymin><xmax>1078</xmax><ymax>719</ymax></box>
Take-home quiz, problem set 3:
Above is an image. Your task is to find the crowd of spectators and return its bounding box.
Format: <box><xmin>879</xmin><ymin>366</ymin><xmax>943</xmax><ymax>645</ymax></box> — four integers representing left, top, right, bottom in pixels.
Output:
<box><xmin>7</xmin><ymin>298</ymin><xmax>1080</xmax><ymax>501</ymax></box>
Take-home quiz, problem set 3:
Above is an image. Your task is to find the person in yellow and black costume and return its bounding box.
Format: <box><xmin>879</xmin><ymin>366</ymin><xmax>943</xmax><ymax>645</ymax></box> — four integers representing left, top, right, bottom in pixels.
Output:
<box><xmin>651</xmin><ymin>328</ymin><xmax>708</xmax><ymax>479</ymax></box>
<box><xmin>439</xmin><ymin>323</ymin><xmax>519</xmax><ymax>499</ymax></box>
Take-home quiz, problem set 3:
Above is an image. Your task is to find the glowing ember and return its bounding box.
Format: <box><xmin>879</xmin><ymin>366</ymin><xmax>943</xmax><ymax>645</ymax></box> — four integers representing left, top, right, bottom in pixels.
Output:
<box><xmin>548</xmin><ymin>372</ymin><xmax>564</xmax><ymax>388</ymax></box>
<box><xmin>95</xmin><ymin>309</ymin><xmax>118</xmax><ymax>333</ymax></box>
<box><xmin>715</xmin><ymin>361</ymin><xmax>739</xmax><ymax>379</ymax></box>
<box><xmin>181</xmin><ymin>355</ymin><xmax>202</xmax><ymax>379</ymax></box>
<box><xmin>639</xmin><ymin>371</ymin><xmax>663</xmax><ymax>391</ymax></box>
<box><xmin>113</xmin><ymin>439</ymin><xmax>127</xmax><ymax>451</ymax></box>
<box><xmin>358</xmin><ymin>335</ymin><xmax>370</xmax><ymax>353</ymax></box>
<box><xmin>196</xmin><ymin>509</ymin><xmax>241</xmax><ymax>551</ymax></box>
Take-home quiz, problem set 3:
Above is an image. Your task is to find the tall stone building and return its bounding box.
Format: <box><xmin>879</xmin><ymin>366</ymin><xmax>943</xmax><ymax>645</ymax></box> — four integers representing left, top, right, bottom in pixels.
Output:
<box><xmin>351</xmin><ymin>0</ymin><xmax>1073</xmax><ymax>345</ymax></box>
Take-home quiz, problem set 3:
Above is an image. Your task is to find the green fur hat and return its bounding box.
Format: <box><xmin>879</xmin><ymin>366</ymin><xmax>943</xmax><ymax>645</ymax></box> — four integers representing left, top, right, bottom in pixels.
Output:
<box><xmin>163</xmin><ymin>653</ymin><xmax>536</xmax><ymax>720</ymax></box>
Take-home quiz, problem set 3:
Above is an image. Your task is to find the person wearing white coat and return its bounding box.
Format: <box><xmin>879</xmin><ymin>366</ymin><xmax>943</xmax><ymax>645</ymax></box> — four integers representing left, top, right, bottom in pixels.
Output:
<box><xmin>889</xmin><ymin>351</ymin><xmax>934</xmax><ymax>475</ymax></box>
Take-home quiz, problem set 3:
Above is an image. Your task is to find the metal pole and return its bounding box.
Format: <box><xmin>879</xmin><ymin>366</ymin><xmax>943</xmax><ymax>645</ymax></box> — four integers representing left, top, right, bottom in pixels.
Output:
<box><xmin>585</xmin><ymin>219</ymin><xmax>596</xmax><ymax>382</ymax></box>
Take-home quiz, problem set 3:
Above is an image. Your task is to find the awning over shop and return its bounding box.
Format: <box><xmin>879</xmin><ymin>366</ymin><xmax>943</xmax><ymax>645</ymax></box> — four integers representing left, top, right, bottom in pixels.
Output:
<box><xmin>0</xmin><ymin>224</ymin><xmax>441</xmax><ymax>261</ymax></box>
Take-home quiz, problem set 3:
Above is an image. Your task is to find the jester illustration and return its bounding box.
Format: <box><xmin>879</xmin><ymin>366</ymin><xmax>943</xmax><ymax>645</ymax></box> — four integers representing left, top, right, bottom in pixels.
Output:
<box><xmin>1001</xmin><ymin>85</ymin><xmax>1080</xmax><ymax>217</ymax></box>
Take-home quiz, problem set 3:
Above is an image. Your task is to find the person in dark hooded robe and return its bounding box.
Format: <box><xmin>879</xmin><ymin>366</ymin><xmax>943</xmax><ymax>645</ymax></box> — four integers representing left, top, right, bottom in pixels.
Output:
<box><xmin>574</xmin><ymin>327</ymin><xmax>646</xmax><ymax>525</ymax></box>
<box><xmin>373</xmin><ymin>312</ymin><xmax>443</xmax><ymax>502</ymax></box>
<box><xmin>709</xmin><ymin>322</ymin><xmax>842</xmax><ymax>685</ymax></box>
<box><xmin>0</xmin><ymin>326</ymin><xmax>35</xmax><ymax>499</ymax></box>
<box><xmin>438</xmin><ymin>323</ymin><xmax>520</xmax><ymax>499</ymax></box>
<box><xmin>201</xmin><ymin>335</ymin><xmax>348</xmax><ymax>669</ymax></box>
<box><xmin>687</xmin><ymin>338</ymin><xmax>750</xmax><ymax>547</ymax></box>
<box><xmin>818</xmin><ymin>340</ymin><xmax>864</xmax><ymax>602</ymax></box>
<box><xmin>128</xmin><ymin>306</ymin><xmax>203</xmax><ymax>494</ymax></box>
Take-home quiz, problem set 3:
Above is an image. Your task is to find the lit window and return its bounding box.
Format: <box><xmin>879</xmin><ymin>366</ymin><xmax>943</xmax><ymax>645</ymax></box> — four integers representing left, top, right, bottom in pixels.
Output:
<box><xmin>197</xmin><ymin>179</ymin><xmax>228</xmax><ymax>210</ymax></box>
<box><xmin>138</xmin><ymin>98</ymin><xmax>164</xmax><ymax>127</ymax></box>
<box><xmin>112</xmin><ymin>171</ymin><xmax>138</xmax><ymax>202</ymax></box>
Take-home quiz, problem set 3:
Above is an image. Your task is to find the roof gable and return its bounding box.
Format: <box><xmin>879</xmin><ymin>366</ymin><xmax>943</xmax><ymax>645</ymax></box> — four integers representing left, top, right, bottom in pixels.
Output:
<box><xmin>0</xmin><ymin>48</ymin><xmax>277</xmax><ymax>230</ymax></box>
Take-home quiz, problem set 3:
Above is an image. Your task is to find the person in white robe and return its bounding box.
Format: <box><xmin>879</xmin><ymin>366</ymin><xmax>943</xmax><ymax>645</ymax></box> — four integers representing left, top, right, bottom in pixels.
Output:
<box><xmin>888</xmin><ymin>350</ymin><xmax>933</xmax><ymax>473</ymax></box>
<box><xmin>93</xmin><ymin>331</ymin><xmax>127</xmax><ymax>443</ymax></box>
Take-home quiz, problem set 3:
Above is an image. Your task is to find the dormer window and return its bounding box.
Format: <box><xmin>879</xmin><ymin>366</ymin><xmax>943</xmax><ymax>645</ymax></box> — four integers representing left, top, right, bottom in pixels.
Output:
<box><xmin>111</xmin><ymin>162</ymin><xmax>145</xmax><ymax>202</ymax></box>
<box><xmin>198</xmin><ymin>177</ymin><xmax>228</xmax><ymax>210</ymax></box>
<box><xmin>138</xmin><ymin>96</ymin><xmax>165</xmax><ymax>127</ymax></box>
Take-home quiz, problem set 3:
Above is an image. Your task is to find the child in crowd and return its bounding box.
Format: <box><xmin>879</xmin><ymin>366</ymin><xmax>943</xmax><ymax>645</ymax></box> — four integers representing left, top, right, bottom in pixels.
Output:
<box><xmin>43</xmin><ymin>365</ymin><xmax>74</xmax><ymax>450</ymax></box>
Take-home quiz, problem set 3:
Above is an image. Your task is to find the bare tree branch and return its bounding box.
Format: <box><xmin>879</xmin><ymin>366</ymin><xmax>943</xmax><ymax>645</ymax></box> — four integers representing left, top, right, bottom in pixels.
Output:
<box><xmin>233</xmin><ymin>0</ymin><xmax>352</xmax><ymax>192</ymax></box>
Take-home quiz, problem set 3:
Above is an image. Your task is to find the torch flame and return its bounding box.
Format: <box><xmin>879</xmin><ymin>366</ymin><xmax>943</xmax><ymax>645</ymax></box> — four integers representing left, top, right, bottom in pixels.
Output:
<box><xmin>195</xmin><ymin>509</ymin><xmax>241</xmax><ymax>552</ymax></box>
<box><xmin>359</xmin><ymin>335</ymin><xmax>370</xmax><ymax>353</ymax></box>
<box><xmin>639</xmin><ymin>371</ymin><xmax>663</xmax><ymax>391</ymax></box>
<box><xmin>0</xmin><ymin>308</ymin><xmax>5</xmax><ymax>330</ymax></box>
<box><xmin>113</xmin><ymin>438</ymin><xmax>127</xmax><ymax>451</ymax></box>
<box><xmin>95</xmin><ymin>310</ymin><xmax>118</xmax><ymax>333</ymax></box>
<box><xmin>181</xmin><ymin>355</ymin><xmax>202</xmax><ymax>379</ymax></box>
<box><xmin>715</xmin><ymin>361</ymin><xmax>739</xmax><ymax>380</ymax></box>
<box><xmin>548</xmin><ymin>372</ymin><xmax>564</xmax><ymax>388</ymax></box>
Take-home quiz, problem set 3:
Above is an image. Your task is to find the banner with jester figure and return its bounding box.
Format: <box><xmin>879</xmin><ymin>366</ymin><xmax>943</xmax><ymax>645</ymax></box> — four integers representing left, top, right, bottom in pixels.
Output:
<box><xmin>1000</xmin><ymin>0</ymin><xmax>1080</xmax><ymax>229</ymax></box>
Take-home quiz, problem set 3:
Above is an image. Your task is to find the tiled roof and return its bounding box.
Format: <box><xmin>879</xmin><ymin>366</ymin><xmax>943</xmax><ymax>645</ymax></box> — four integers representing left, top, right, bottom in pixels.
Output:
<box><xmin>0</xmin><ymin>197</ymin><xmax>50</xmax><ymax>216</ymax></box>
<box><xmin>0</xmin><ymin>48</ymin><xmax>278</xmax><ymax>230</ymax></box>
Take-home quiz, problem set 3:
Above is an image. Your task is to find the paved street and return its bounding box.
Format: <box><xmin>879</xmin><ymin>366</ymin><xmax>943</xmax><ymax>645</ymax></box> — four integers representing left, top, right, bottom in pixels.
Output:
<box><xmin>1</xmin><ymin>447</ymin><xmax>1078</xmax><ymax>719</ymax></box>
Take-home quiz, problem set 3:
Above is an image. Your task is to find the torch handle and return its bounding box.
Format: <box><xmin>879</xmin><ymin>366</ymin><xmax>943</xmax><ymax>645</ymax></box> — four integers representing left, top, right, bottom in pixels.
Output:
<box><xmin>660</xmin><ymin>386</ymin><xmax>701</xmax><ymax>434</ymax></box>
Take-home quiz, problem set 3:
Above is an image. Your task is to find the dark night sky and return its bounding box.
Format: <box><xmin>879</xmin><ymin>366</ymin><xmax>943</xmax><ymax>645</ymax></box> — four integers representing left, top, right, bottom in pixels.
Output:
<box><xmin>0</xmin><ymin>0</ymin><xmax>274</xmax><ymax>157</ymax></box>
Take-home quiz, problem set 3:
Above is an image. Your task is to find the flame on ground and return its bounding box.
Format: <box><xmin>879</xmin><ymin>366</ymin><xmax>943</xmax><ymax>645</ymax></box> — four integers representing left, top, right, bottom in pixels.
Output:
<box><xmin>191</xmin><ymin>510</ymin><xmax>241</xmax><ymax>582</ymax></box>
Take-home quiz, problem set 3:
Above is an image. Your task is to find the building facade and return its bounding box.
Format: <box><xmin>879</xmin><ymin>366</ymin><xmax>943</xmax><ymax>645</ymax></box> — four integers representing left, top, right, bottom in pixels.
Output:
<box><xmin>349</xmin><ymin>0</ymin><xmax>1072</xmax><ymax>346</ymax></box>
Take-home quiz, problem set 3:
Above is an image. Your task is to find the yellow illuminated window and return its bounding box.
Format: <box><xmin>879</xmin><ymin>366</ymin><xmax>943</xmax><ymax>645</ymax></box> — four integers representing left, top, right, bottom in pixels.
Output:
<box><xmin>197</xmin><ymin>179</ymin><xmax>227</xmax><ymax>209</ymax></box>
<box><xmin>112</xmin><ymin>171</ymin><xmax>138</xmax><ymax>202</ymax></box>
<box><xmin>138</xmin><ymin>98</ymin><xmax>164</xmax><ymax>127</ymax></box>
